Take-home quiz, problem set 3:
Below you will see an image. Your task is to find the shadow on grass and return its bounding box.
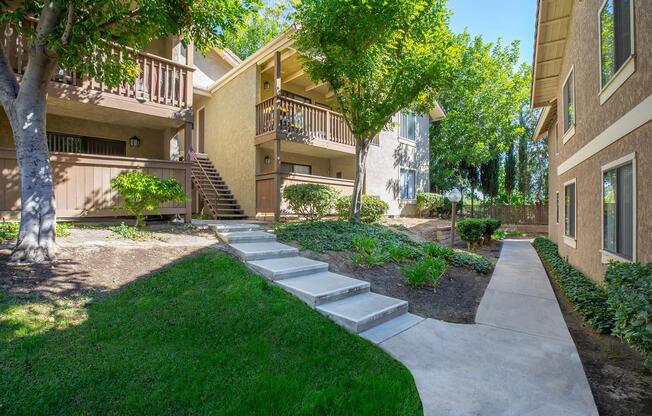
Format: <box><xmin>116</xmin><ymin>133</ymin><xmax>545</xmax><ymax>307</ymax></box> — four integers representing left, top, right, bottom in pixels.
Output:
<box><xmin>0</xmin><ymin>249</ymin><xmax>422</xmax><ymax>416</ymax></box>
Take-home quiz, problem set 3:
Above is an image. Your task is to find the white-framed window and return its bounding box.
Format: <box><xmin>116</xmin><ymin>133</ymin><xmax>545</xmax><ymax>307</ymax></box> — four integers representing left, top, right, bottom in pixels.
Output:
<box><xmin>599</xmin><ymin>0</ymin><xmax>634</xmax><ymax>88</ymax></box>
<box><xmin>564</xmin><ymin>179</ymin><xmax>576</xmax><ymax>239</ymax></box>
<box><xmin>399</xmin><ymin>168</ymin><xmax>416</xmax><ymax>200</ymax></box>
<box><xmin>556</xmin><ymin>191</ymin><xmax>560</xmax><ymax>224</ymax></box>
<box><xmin>399</xmin><ymin>112</ymin><xmax>418</xmax><ymax>142</ymax></box>
<box><xmin>281</xmin><ymin>162</ymin><xmax>311</xmax><ymax>175</ymax></box>
<box><xmin>562</xmin><ymin>68</ymin><xmax>576</xmax><ymax>137</ymax></box>
<box><xmin>602</xmin><ymin>153</ymin><xmax>635</xmax><ymax>261</ymax></box>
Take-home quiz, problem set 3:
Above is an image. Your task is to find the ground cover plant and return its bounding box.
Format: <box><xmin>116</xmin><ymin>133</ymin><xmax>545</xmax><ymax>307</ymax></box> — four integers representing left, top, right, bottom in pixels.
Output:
<box><xmin>401</xmin><ymin>256</ymin><xmax>448</xmax><ymax>288</ymax></box>
<box><xmin>0</xmin><ymin>221</ymin><xmax>71</xmax><ymax>242</ymax></box>
<box><xmin>0</xmin><ymin>252</ymin><xmax>422</xmax><ymax>415</ymax></box>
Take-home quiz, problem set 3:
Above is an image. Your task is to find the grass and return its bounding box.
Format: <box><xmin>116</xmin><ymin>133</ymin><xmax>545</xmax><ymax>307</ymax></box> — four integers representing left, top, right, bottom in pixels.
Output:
<box><xmin>0</xmin><ymin>252</ymin><xmax>422</xmax><ymax>415</ymax></box>
<box><xmin>0</xmin><ymin>221</ymin><xmax>72</xmax><ymax>242</ymax></box>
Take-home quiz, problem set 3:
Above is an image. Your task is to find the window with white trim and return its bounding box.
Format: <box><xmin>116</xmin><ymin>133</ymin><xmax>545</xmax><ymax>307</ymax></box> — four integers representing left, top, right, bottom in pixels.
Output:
<box><xmin>600</xmin><ymin>0</ymin><xmax>633</xmax><ymax>88</ymax></box>
<box><xmin>399</xmin><ymin>169</ymin><xmax>416</xmax><ymax>200</ymax></box>
<box><xmin>562</xmin><ymin>69</ymin><xmax>575</xmax><ymax>134</ymax></box>
<box><xmin>399</xmin><ymin>112</ymin><xmax>418</xmax><ymax>141</ymax></box>
<box><xmin>603</xmin><ymin>160</ymin><xmax>634</xmax><ymax>259</ymax></box>
<box><xmin>564</xmin><ymin>181</ymin><xmax>576</xmax><ymax>238</ymax></box>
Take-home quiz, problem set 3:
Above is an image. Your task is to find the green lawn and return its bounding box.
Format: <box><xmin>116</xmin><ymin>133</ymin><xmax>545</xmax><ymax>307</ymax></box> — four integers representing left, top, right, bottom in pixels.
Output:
<box><xmin>0</xmin><ymin>252</ymin><xmax>422</xmax><ymax>415</ymax></box>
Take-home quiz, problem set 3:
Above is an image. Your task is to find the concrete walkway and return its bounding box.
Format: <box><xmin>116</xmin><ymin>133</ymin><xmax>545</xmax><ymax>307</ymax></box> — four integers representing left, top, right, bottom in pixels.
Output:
<box><xmin>376</xmin><ymin>240</ymin><xmax>598</xmax><ymax>416</ymax></box>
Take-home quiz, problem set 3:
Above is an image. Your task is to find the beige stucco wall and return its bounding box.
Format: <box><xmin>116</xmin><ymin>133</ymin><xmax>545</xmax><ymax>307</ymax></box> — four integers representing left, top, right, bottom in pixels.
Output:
<box><xmin>365</xmin><ymin>113</ymin><xmax>430</xmax><ymax>217</ymax></box>
<box><xmin>193</xmin><ymin>50</ymin><xmax>234</xmax><ymax>90</ymax></box>
<box><xmin>202</xmin><ymin>65</ymin><xmax>258</xmax><ymax>217</ymax></box>
<box><xmin>255</xmin><ymin>146</ymin><xmax>355</xmax><ymax>179</ymax></box>
<box><xmin>544</xmin><ymin>0</ymin><xmax>652</xmax><ymax>281</ymax></box>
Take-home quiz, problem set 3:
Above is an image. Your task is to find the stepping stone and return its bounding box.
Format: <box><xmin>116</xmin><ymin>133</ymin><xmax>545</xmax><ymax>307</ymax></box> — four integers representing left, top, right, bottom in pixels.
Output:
<box><xmin>217</xmin><ymin>230</ymin><xmax>275</xmax><ymax>244</ymax></box>
<box><xmin>360</xmin><ymin>313</ymin><xmax>425</xmax><ymax>344</ymax></box>
<box><xmin>209</xmin><ymin>223</ymin><xmax>260</xmax><ymax>233</ymax></box>
<box><xmin>247</xmin><ymin>256</ymin><xmax>329</xmax><ymax>281</ymax></box>
<box><xmin>230</xmin><ymin>241</ymin><xmax>298</xmax><ymax>261</ymax></box>
<box><xmin>317</xmin><ymin>292</ymin><xmax>409</xmax><ymax>333</ymax></box>
<box><xmin>277</xmin><ymin>272</ymin><xmax>370</xmax><ymax>306</ymax></box>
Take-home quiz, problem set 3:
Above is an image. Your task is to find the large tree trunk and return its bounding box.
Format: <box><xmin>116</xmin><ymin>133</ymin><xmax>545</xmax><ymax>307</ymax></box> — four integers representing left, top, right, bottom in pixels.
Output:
<box><xmin>349</xmin><ymin>137</ymin><xmax>372</xmax><ymax>222</ymax></box>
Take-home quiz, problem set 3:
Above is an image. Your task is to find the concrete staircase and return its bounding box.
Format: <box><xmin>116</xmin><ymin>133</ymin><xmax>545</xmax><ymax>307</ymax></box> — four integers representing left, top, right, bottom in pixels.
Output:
<box><xmin>212</xmin><ymin>222</ymin><xmax>424</xmax><ymax>343</ymax></box>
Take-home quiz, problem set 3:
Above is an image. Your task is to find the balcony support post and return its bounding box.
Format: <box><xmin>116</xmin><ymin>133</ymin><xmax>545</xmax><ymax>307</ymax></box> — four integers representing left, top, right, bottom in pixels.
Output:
<box><xmin>273</xmin><ymin>138</ymin><xmax>282</xmax><ymax>222</ymax></box>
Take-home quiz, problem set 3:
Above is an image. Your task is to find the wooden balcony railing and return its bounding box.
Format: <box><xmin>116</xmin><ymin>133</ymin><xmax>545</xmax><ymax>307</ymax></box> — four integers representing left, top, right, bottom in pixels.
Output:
<box><xmin>2</xmin><ymin>20</ymin><xmax>193</xmax><ymax>109</ymax></box>
<box><xmin>255</xmin><ymin>96</ymin><xmax>356</xmax><ymax>147</ymax></box>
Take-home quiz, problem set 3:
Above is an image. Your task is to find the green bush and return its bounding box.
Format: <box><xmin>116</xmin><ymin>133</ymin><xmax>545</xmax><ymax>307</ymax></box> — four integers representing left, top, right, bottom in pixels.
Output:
<box><xmin>335</xmin><ymin>195</ymin><xmax>389</xmax><ymax>223</ymax></box>
<box><xmin>533</xmin><ymin>237</ymin><xmax>614</xmax><ymax>332</ymax></box>
<box><xmin>401</xmin><ymin>256</ymin><xmax>448</xmax><ymax>288</ymax></box>
<box><xmin>416</xmin><ymin>192</ymin><xmax>444</xmax><ymax>216</ymax></box>
<box><xmin>450</xmin><ymin>251</ymin><xmax>494</xmax><ymax>274</ymax></box>
<box><xmin>605</xmin><ymin>262</ymin><xmax>652</xmax><ymax>370</ymax></box>
<box><xmin>482</xmin><ymin>218</ymin><xmax>502</xmax><ymax>239</ymax></box>
<box><xmin>384</xmin><ymin>243</ymin><xmax>416</xmax><ymax>264</ymax></box>
<box><xmin>110</xmin><ymin>170</ymin><xmax>187</xmax><ymax>228</ymax></box>
<box><xmin>351</xmin><ymin>236</ymin><xmax>388</xmax><ymax>267</ymax></box>
<box><xmin>282</xmin><ymin>184</ymin><xmax>339</xmax><ymax>220</ymax></box>
<box><xmin>456</xmin><ymin>217</ymin><xmax>501</xmax><ymax>247</ymax></box>
<box><xmin>421</xmin><ymin>242</ymin><xmax>453</xmax><ymax>260</ymax></box>
<box><xmin>0</xmin><ymin>221</ymin><xmax>71</xmax><ymax>242</ymax></box>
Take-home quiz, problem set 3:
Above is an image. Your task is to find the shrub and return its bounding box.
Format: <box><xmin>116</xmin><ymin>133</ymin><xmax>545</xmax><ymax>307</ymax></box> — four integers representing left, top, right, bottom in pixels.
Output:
<box><xmin>416</xmin><ymin>192</ymin><xmax>444</xmax><ymax>216</ymax></box>
<box><xmin>110</xmin><ymin>170</ymin><xmax>187</xmax><ymax>227</ymax></box>
<box><xmin>421</xmin><ymin>242</ymin><xmax>453</xmax><ymax>260</ymax></box>
<box><xmin>335</xmin><ymin>195</ymin><xmax>389</xmax><ymax>223</ymax></box>
<box><xmin>384</xmin><ymin>243</ymin><xmax>416</xmax><ymax>263</ymax></box>
<box><xmin>351</xmin><ymin>236</ymin><xmax>388</xmax><ymax>267</ymax></box>
<box><xmin>108</xmin><ymin>222</ymin><xmax>154</xmax><ymax>241</ymax></box>
<box><xmin>282</xmin><ymin>184</ymin><xmax>340</xmax><ymax>220</ymax></box>
<box><xmin>482</xmin><ymin>218</ymin><xmax>502</xmax><ymax>239</ymax></box>
<box><xmin>605</xmin><ymin>262</ymin><xmax>652</xmax><ymax>370</ymax></box>
<box><xmin>456</xmin><ymin>217</ymin><xmax>501</xmax><ymax>247</ymax></box>
<box><xmin>0</xmin><ymin>221</ymin><xmax>71</xmax><ymax>242</ymax></box>
<box><xmin>533</xmin><ymin>237</ymin><xmax>614</xmax><ymax>332</ymax></box>
<box><xmin>402</xmin><ymin>256</ymin><xmax>448</xmax><ymax>288</ymax></box>
<box><xmin>450</xmin><ymin>251</ymin><xmax>494</xmax><ymax>274</ymax></box>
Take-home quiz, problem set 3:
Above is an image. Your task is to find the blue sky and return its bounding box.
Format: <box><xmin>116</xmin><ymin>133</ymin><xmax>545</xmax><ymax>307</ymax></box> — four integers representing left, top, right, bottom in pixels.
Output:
<box><xmin>448</xmin><ymin>0</ymin><xmax>537</xmax><ymax>64</ymax></box>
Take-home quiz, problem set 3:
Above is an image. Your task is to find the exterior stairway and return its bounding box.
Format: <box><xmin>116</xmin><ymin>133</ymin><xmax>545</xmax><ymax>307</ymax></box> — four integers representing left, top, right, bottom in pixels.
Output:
<box><xmin>190</xmin><ymin>152</ymin><xmax>246</xmax><ymax>220</ymax></box>
<box><xmin>212</xmin><ymin>222</ymin><xmax>425</xmax><ymax>343</ymax></box>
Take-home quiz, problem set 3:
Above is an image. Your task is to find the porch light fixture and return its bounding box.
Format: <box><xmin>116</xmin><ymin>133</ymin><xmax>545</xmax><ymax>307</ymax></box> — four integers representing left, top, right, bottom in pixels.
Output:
<box><xmin>129</xmin><ymin>136</ymin><xmax>141</xmax><ymax>148</ymax></box>
<box><xmin>264</xmin><ymin>155</ymin><xmax>272</xmax><ymax>165</ymax></box>
<box><xmin>263</xmin><ymin>81</ymin><xmax>271</xmax><ymax>90</ymax></box>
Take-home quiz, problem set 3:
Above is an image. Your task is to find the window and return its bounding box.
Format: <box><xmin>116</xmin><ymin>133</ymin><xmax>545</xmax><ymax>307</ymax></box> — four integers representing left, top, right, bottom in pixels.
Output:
<box><xmin>280</xmin><ymin>162</ymin><xmax>311</xmax><ymax>175</ymax></box>
<box><xmin>399</xmin><ymin>169</ymin><xmax>416</xmax><ymax>200</ymax></box>
<box><xmin>399</xmin><ymin>112</ymin><xmax>417</xmax><ymax>141</ymax></box>
<box><xmin>47</xmin><ymin>132</ymin><xmax>126</xmax><ymax>156</ymax></box>
<box><xmin>600</xmin><ymin>0</ymin><xmax>633</xmax><ymax>88</ymax></box>
<box><xmin>562</xmin><ymin>69</ymin><xmax>575</xmax><ymax>134</ymax></box>
<box><xmin>556</xmin><ymin>192</ymin><xmax>560</xmax><ymax>224</ymax></box>
<box><xmin>564</xmin><ymin>181</ymin><xmax>576</xmax><ymax>238</ymax></box>
<box><xmin>603</xmin><ymin>159</ymin><xmax>634</xmax><ymax>259</ymax></box>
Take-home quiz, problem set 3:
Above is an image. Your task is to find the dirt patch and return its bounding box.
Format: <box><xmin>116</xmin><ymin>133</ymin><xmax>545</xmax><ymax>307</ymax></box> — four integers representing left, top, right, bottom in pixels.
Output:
<box><xmin>300</xmin><ymin>241</ymin><xmax>501</xmax><ymax>324</ymax></box>
<box><xmin>382</xmin><ymin>217</ymin><xmax>453</xmax><ymax>242</ymax></box>
<box><xmin>544</xmin><ymin>263</ymin><xmax>652</xmax><ymax>415</ymax></box>
<box><xmin>1</xmin><ymin>224</ymin><xmax>223</xmax><ymax>302</ymax></box>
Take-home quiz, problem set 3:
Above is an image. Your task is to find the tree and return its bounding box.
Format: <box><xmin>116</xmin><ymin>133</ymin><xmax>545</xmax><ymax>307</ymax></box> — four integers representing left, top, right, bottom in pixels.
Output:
<box><xmin>293</xmin><ymin>0</ymin><xmax>458</xmax><ymax>221</ymax></box>
<box><xmin>504</xmin><ymin>141</ymin><xmax>516</xmax><ymax>200</ymax></box>
<box><xmin>223</xmin><ymin>0</ymin><xmax>293</xmax><ymax>59</ymax></box>
<box><xmin>0</xmin><ymin>1</ymin><xmax>255</xmax><ymax>262</ymax></box>
<box><xmin>517</xmin><ymin>134</ymin><xmax>529</xmax><ymax>198</ymax></box>
<box><xmin>480</xmin><ymin>156</ymin><xmax>499</xmax><ymax>202</ymax></box>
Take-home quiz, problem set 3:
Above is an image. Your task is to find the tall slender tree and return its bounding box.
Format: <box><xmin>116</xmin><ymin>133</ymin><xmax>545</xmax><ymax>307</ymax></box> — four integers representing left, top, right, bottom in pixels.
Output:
<box><xmin>0</xmin><ymin>1</ymin><xmax>256</xmax><ymax>262</ymax></box>
<box><xmin>504</xmin><ymin>141</ymin><xmax>517</xmax><ymax>201</ymax></box>
<box><xmin>480</xmin><ymin>156</ymin><xmax>500</xmax><ymax>202</ymax></box>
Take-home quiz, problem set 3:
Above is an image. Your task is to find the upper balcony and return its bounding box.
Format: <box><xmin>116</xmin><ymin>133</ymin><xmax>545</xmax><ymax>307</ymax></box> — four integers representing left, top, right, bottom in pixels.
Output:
<box><xmin>2</xmin><ymin>20</ymin><xmax>194</xmax><ymax>125</ymax></box>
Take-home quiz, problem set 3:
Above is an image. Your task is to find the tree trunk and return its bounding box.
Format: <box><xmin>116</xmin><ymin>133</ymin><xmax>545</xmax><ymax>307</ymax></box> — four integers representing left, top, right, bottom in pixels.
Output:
<box><xmin>350</xmin><ymin>137</ymin><xmax>372</xmax><ymax>222</ymax></box>
<box><xmin>470</xmin><ymin>185</ymin><xmax>475</xmax><ymax>217</ymax></box>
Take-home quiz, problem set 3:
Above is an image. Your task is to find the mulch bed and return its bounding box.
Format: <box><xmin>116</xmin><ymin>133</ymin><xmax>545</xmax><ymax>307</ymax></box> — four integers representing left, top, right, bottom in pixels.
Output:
<box><xmin>542</xmin><ymin>260</ymin><xmax>652</xmax><ymax>416</ymax></box>
<box><xmin>301</xmin><ymin>241</ymin><xmax>502</xmax><ymax>324</ymax></box>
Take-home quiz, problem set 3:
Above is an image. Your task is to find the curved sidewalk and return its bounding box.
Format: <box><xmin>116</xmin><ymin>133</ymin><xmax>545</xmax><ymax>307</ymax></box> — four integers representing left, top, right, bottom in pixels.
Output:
<box><xmin>375</xmin><ymin>240</ymin><xmax>598</xmax><ymax>416</ymax></box>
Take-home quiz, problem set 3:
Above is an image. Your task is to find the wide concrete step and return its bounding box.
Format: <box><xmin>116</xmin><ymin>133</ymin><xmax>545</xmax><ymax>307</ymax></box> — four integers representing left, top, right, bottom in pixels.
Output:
<box><xmin>247</xmin><ymin>256</ymin><xmax>329</xmax><ymax>281</ymax></box>
<box><xmin>276</xmin><ymin>272</ymin><xmax>370</xmax><ymax>306</ymax></box>
<box><xmin>316</xmin><ymin>292</ymin><xmax>408</xmax><ymax>333</ymax></box>
<box><xmin>360</xmin><ymin>313</ymin><xmax>425</xmax><ymax>344</ymax></box>
<box><xmin>210</xmin><ymin>223</ymin><xmax>260</xmax><ymax>233</ymax></box>
<box><xmin>230</xmin><ymin>241</ymin><xmax>298</xmax><ymax>261</ymax></box>
<box><xmin>217</xmin><ymin>230</ymin><xmax>276</xmax><ymax>243</ymax></box>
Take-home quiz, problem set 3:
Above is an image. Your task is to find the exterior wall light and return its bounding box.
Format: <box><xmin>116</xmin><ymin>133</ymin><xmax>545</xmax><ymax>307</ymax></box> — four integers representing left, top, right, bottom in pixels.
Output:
<box><xmin>264</xmin><ymin>155</ymin><xmax>272</xmax><ymax>165</ymax></box>
<box><xmin>129</xmin><ymin>136</ymin><xmax>141</xmax><ymax>148</ymax></box>
<box><xmin>263</xmin><ymin>81</ymin><xmax>271</xmax><ymax>90</ymax></box>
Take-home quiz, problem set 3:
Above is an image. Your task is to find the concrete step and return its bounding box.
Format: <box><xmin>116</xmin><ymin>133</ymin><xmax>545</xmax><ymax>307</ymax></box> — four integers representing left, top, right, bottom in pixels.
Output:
<box><xmin>276</xmin><ymin>272</ymin><xmax>370</xmax><ymax>306</ymax></box>
<box><xmin>360</xmin><ymin>313</ymin><xmax>425</xmax><ymax>344</ymax></box>
<box><xmin>247</xmin><ymin>256</ymin><xmax>329</xmax><ymax>281</ymax></box>
<box><xmin>316</xmin><ymin>292</ymin><xmax>408</xmax><ymax>333</ymax></box>
<box><xmin>216</xmin><ymin>230</ymin><xmax>275</xmax><ymax>243</ymax></box>
<box><xmin>214</xmin><ymin>213</ymin><xmax>248</xmax><ymax>219</ymax></box>
<box><xmin>210</xmin><ymin>223</ymin><xmax>260</xmax><ymax>233</ymax></box>
<box><xmin>230</xmin><ymin>241</ymin><xmax>298</xmax><ymax>261</ymax></box>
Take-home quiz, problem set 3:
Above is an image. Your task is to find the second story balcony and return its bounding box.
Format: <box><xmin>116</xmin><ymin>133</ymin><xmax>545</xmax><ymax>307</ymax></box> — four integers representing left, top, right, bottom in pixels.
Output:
<box><xmin>2</xmin><ymin>20</ymin><xmax>194</xmax><ymax>121</ymax></box>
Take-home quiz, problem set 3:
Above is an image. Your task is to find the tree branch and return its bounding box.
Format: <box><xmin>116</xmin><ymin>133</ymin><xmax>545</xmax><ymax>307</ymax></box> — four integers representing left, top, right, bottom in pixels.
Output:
<box><xmin>61</xmin><ymin>4</ymin><xmax>76</xmax><ymax>46</ymax></box>
<box><xmin>0</xmin><ymin>40</ymin><xmax>19</xmax><ymax>107</ymax></box>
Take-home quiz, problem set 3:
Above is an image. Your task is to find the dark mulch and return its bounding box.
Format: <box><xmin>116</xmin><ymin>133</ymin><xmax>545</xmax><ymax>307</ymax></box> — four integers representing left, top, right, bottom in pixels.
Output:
<box><xmin>544</xmin><ymin>262</ymin><xmax>652</xmax><ymax>416</ymax></box>
<box><xmin>301</xmin><ymin>241</ymin><xmax>502</xmax><ymax>324</ymax></box>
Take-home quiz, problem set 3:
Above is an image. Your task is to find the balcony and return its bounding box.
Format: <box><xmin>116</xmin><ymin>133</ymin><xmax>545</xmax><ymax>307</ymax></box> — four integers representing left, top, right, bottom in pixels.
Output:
<box><xmin>2</xmin><ymin>20</ymin><xmax>193</xmax><ymax>116</ymax></box>
<box><xmin>255</xmin><ymin>95</ymin><xmax>357</xmax><ymax>153</ymax></box>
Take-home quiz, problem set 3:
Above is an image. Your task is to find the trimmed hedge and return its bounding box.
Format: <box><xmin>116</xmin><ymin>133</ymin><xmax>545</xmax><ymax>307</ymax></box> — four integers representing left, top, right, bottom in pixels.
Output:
<box><xmin>532</xmin><ymin>237</ymin><xmax>614</xmax><ymax>333</ymax></box>
<box><xmin>282</xmin><ymin>184</ymin><xmax>340</xmax><ymax>220</ymax></box>
<box><xmin>416</xmin><ymin>192</ymin><xmax>444</xmax><ymax>216</ymax></box>
<box><xmin>335</xmin><ymin>195</ymin><xmax>389</xmax><ymax>223</ymax></box>
<box><xmin>456</xmin><ymin>217</ymin><xmax>501</xmax><ymax>247</ymax></box>
<box><xmin>605</xmin><ymin>262</ymin><xmax>652</xmax><ymax>370</ymax></box>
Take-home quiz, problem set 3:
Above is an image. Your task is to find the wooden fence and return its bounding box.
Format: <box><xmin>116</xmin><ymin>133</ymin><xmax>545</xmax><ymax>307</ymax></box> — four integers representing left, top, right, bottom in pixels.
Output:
<box><xmin>463</xmin><ymin>204</ymin><xmax>549</xmax><ymax>225</ymax></box>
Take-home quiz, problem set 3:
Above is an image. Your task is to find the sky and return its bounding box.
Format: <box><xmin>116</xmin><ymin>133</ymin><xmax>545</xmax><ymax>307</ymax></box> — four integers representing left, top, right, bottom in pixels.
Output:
<box><xmin>448</xmin><ymin>0</ymin><xmax>537</xmax><ymax>65</ymax></box>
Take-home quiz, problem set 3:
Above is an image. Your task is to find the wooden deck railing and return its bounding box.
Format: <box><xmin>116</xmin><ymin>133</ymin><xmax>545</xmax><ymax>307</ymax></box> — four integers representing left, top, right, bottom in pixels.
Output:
<box><xmin>255</xmin><ymin>96</ymin><xmax>356</xmax><ymax>147</ymax></box>
<box><xmin>0</xmin><ymin>148</ymin><xmax>192</xmax><ymax>221</ymax></box>
<box><xmin>2</xmin><ymin>20</ymin><xmax>193</xmax><ymax>109</ymax></box>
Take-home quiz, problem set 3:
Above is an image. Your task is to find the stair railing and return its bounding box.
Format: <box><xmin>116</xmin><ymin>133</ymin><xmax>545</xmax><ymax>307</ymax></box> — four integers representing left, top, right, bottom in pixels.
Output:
<box><xmin>188</xmin><ymin>147</ymin><xmax>222</xmax><ymax>216</ymax></box>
